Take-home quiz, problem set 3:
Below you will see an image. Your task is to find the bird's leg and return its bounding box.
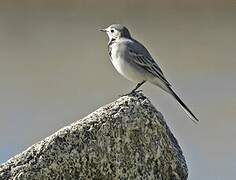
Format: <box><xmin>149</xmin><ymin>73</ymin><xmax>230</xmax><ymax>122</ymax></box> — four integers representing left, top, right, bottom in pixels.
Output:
<box><xmin>130</xmin><ymin>81</ymin><xmax>146</xmax><ymax>94</ymax></box>
<box><xmin>119</xmin><ymin>81</ymin><xmax>146</xmax><ymax>97</ymax></box>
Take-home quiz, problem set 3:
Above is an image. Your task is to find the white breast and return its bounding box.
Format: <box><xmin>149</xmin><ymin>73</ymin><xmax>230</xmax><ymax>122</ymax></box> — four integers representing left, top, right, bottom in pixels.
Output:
<box><xmin>110</xmin><ymin>43</ymin><xmax>146</xmax><ymax>83</ymax></box>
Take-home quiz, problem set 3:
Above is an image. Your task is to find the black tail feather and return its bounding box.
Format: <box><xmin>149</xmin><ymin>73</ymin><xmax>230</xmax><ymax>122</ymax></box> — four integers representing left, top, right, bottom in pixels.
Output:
<box><xmin>168</xmin><ymin>87</ymin><xmax>199</xmax><ymax>124</ymax></box>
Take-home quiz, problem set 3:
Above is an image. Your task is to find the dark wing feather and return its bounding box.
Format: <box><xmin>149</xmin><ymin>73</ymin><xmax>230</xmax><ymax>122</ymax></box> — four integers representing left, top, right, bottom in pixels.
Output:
<box><xmin>128</xmin><ymin>48</ymin><xmax>171</xmax><ymax>86</ymax></box>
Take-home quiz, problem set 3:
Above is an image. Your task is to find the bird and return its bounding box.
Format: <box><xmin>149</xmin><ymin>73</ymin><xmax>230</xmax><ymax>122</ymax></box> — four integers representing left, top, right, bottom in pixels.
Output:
<box><xmin>100</xmin><ymin>24</ymin><xmax>199</xmax><ymax>123</ymax></box>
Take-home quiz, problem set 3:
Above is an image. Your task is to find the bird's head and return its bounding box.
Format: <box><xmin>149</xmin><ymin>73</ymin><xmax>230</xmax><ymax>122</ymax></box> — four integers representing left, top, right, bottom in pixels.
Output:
<box><xmin>100</xmin><ymin>24</ymin><xmax>131</xmax><ymax>41</ymax></box>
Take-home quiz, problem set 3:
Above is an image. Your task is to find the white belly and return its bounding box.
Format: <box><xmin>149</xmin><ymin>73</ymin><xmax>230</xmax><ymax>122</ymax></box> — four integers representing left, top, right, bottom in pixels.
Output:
<box><xmin>110</xmin><ymin>47</ymin><xmax>146</xmax><ymax>83</ymax></box>
<box><xmin>111</xmin><ymin>43</ymin><xmax>146</xmax><ymax>83</ymax></box>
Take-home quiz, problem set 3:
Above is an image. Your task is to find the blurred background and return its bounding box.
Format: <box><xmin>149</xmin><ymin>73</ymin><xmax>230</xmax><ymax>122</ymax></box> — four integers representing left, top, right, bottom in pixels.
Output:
<box><xmin>0</xmin><ymin>0</ymin><xmax>235</xmax><ymax>179</ymax></box>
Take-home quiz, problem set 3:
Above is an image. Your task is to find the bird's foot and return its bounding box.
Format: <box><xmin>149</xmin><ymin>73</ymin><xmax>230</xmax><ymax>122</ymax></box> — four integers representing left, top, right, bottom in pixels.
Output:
<box><xmin>118</xmin><ymin>89</ymin><xmax>143</xmax><ymax>97</ymax></box>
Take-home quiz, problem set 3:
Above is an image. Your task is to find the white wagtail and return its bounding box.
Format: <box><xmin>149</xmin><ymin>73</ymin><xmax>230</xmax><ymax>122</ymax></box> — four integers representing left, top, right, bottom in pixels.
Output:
<box><xmin>100</xmin><ymin>24</ymin><xmax>199</xmax><ymax>123</ymax></box>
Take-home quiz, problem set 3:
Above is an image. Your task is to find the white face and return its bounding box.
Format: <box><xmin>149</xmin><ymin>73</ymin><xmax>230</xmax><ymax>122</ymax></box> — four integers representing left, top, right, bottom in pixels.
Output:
<box><xmin>104</xmin><ymin>26</ymin><xmax>121</xmax><ymax>41</ymax></box>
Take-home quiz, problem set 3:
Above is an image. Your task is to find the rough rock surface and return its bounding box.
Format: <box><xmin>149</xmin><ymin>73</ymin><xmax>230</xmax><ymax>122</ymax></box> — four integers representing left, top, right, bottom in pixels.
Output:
<box><xmin>0</xmin><ymin>92</ymin><xmax>188</xmax><ymax>180</ymax></box>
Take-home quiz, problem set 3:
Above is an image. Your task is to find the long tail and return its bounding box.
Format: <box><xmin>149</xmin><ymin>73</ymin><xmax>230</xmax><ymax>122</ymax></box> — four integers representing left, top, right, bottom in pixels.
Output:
<box><xmin>168</xmin><ymin>87</ymin><xmax>199</xmax><ymax>124</ymax></box>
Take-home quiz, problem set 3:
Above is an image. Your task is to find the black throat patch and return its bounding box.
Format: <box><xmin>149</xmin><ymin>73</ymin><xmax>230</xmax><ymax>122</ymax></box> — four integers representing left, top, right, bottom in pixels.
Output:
<box><xmin>108</xmin><ymin>38</ymin><xmax>116</xmax><ymax>58</ymax></box>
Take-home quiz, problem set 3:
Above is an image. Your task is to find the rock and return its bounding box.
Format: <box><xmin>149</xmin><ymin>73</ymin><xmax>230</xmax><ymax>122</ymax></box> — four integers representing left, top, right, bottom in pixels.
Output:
<box><xmin>0</xmin><ymin>92</ymin><xmax>188</xmax><ymax>180</ymax></box>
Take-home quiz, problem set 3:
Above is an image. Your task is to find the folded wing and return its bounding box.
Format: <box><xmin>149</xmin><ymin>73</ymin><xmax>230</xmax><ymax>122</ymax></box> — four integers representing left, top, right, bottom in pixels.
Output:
<box><xmin>128</xmin><ymin>47</ymin><xmax>171</xmax><ymax>87</ymax></box>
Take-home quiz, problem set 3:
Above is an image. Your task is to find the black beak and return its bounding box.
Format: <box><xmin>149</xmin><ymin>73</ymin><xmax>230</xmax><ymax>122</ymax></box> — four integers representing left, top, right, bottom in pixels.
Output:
<box><xmin>99</xmin><ymin>28</ymin><xmax>107</xmax><ymax>32</ymax></box>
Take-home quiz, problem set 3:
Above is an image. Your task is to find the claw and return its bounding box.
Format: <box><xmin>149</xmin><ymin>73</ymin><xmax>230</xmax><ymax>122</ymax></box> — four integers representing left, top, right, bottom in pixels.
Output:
<box><xmin>118</xmin><ymin>81</ymin><xmax>145</xmax><ymax>97</ymax></box>
<box><xmin>119</xmin><ymin>89</ymin><xmax>143</xmax><ymax>97</ymax></box>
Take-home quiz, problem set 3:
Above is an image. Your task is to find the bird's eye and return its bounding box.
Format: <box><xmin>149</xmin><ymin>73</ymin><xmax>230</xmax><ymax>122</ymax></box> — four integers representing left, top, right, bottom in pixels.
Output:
<box><xmin>111</xmin><ymin>29</ymin><xmax>114</xmax><ymax>33</ymax></box>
